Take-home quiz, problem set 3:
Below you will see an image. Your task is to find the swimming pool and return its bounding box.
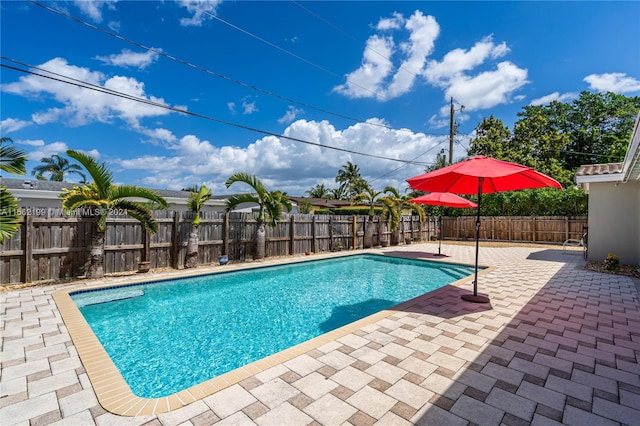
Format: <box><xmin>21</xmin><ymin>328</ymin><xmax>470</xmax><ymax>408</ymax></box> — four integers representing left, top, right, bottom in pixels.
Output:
<box><xmin>70</xmin><ymin>254</ymin><xmax>475</xmax><ymax>399</ymax></box>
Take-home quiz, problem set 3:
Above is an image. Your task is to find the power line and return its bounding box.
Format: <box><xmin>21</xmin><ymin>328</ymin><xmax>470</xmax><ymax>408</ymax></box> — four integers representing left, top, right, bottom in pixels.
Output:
<box><xmin>290</xmin><ymin>0</ymin><xmax>420</xmax><ymax>80</ymax></box>
<box><xmin>196</xmin><ymin>4</ymin><xmax>432</xmax><ymax>118</ymax></box>
<box><xmin>1</xmin><ymin>57</ymin><xmax>432</xmax><ymax>167</ymax></box>
<box><xmin>28</xmin><ymin>0</ymin><xmax>447</xmax><ymax>138</ymax></box>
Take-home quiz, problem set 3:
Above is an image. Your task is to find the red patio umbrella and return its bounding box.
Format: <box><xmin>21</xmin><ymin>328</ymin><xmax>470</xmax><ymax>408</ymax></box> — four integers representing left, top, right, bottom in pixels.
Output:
<box><xmin>409</xmin><ymin>192</ymin><xmax>477</xmax><ymax>256</ymax></box>
<box><xmin>407</xmin><ymin>156</ymin><xmax>562</xmax><ymax>303</ymax></box>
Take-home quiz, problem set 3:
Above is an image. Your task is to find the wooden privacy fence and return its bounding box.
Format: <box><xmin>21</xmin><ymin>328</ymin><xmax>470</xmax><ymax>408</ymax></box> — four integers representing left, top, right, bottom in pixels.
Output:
<box><xmin>441</xmin><ymin>216</ymin><xmax>587</xmax><ymax>244</ymax></box>
<box><xmin>0</xmin><ymin>211</ymin><xmax>586</xmax><ymax>285</ymax></box>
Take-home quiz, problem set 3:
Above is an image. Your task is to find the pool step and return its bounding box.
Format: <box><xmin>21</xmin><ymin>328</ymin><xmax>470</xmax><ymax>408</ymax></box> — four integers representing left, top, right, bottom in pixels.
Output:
<box><xmin>74</xmin><ymin>289</ymin><xmax>145</xmax><ymax>307</ymax></box>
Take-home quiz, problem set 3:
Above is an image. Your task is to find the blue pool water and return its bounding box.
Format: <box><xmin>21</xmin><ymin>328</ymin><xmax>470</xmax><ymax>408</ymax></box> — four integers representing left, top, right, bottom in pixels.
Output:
<box><xmin>71</xmin><ymin>254</ymin><xmax>474</xmax><ymax>398</ymax></box>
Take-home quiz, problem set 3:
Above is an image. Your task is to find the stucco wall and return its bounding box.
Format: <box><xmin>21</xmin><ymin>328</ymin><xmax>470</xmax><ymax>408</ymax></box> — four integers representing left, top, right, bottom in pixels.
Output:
<box><xmin>587</xmin><ymin>181</ymin><xmax>640</xmax><ymax>265</ymax></box>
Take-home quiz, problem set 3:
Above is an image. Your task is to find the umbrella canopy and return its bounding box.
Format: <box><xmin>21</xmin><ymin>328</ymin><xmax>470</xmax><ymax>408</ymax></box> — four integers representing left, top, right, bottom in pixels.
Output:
<box><xmin>409</xmin><ymin>192</ymin><xmax>477</xmax><ymax>256</ymax></box>
<box><xmin>407</xmin><ymin>156</ymin><xmax>562</xmax><ymax>194</ymax></box>
<box><xmin>409</xmin><ymin>192</ymin><xmax>478</xmax><ymax>208</ymax></box>
<box><xmin>406</xmin><ymin>156</ymin><xmax>562</xmax><ymax>303</ymax></box>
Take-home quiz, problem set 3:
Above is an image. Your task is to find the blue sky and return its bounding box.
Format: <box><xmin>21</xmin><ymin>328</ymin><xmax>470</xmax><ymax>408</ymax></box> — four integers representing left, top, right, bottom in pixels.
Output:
<box><xmin>2</xmin><ymin>0</ymin><xmax>639</xmax><ymax>196</ymax></box>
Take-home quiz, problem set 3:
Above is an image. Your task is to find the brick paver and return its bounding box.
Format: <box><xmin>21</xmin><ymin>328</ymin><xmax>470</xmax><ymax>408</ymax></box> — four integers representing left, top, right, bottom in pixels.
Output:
<box><xmin>1</xmin><ymin>243</ymin><xmax>639</xmax><ymax>425</ymax></box>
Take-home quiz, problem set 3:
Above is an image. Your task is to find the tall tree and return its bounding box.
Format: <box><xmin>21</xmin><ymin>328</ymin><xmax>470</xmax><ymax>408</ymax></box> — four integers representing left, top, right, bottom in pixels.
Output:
<box><xmin>351</xmin><ymin>185</ymin><xmax>382</xmax><ymax>216</ymax></box>
<box><xmin>380</xmin><ymin>186</ymin><xmax>426</xmax><ymax>244</ymax></box>
<box><xmin>426</xmin><ymin>149</ymin><xmax>449</xmax><ymax>173</ymax></box>
<box><xmin>225</xmin><ymin>173</ymin><xmax>292</xmax><ymax>260</ymax></box>
<box><xmin>305</xmin><ymin>183</ymin><xmax>330</xmax><ymax>199</ymax></box>
<box><xmin>0</xmin><ymin>137</ymin><xmax>27</xmax><ymax>243</ymax></box>
<box><xmin>60</xmin><ymin>150</ymin><xmax>168</xmax><ymax>278</ymax></box>
<box><xmin>352</xmin><ymin>184</ymin><xmax>382</xmax><ymax>248</ymax></box>
<box><xmin>185</xmin><ymin>185</ymin><xmax>212</xmax><ymax>269</ymax></box>
<box><xmin>335</xmin><ymin>161</ymin><xmax>368</xmax><ymax>198</ymax></box>
<box><xmin>468</xmin><ymin>115</ymin><xmax>513</xmax><ymax>159</ymax></box>
<box><xmin>32</xmin><ymin>154</ymin><xmax>86</xmax><ymax>182</ymax></box>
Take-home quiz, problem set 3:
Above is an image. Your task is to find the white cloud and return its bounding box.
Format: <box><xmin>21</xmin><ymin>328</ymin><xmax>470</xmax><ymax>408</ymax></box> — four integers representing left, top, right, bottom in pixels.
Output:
<box><xmin>376</xmin><ymin>12</ymin><xmax>403</xmax><ymax>30</ymax></box>
<box><xmin>583</xmin><ymin>73</ymin><xmax>640</xmax><ymax>93</ymax></box>
<box><xmin>17</xmin><ymin>139</ymin><xmax>45</xmax><ymax>147</ymax></box>
<box><xmin>0</xmin><ymin>118</ymin><xmax>31</xmax><ymax>134</ymax></box>
<box><xmin>2</xmin><ymin>57</ymin><xmax>176</xmax><ymax>128</ymax></box>
<box><xmin>333</xmin><ymin>34</ymin><xmax>396</xmax><ymax>99</ymax></box>
<box><xmin>445</xmin><ymin>62</ymin><xmax>529</xmax><ymax>110</ymax></box>
<box><xmin>27</xmin><ymin>141</ymin><xmax>69</xmax><ymax>161</ymax></box>
<box><xmin>95</xmin><ymin>48</ymin><xmax>161</xmax><ymax>69</ymax></box>
<box><xmin>116</xmin><ymin>119</ymin><xmax>446</xmax><ymax>195</ymax></box>
<box><xmin>73</xmin><ymin>0</ymin><xmax>118</xmax><ymax>22</ymax></box>
<box><xmin>278</xmin><ymin>106</ymin><xmax>304</xmax><ymax>124</ymax></box>
<box><xmin>178</xmin><ymin>0</ymin><xmax>223</xmax><ymax>26</ymax></box>
<box><xmin>424</xmin><ymin>36</ymin><xmax>509</xmax><ymax>85</ymax></box>
<box><xmin>336</xmin><ymin>10</ymin><xmax>527</xmax><ymax>115</ymax></box>
<box><xmin>227</xmin><ymin>102</ymin><xmax>237</xmax><ymax>115</ymax></box>
<box><xmin>530</xmin><ymin>91</ymin><xmax>579</xmax><ymax>106</ymax></box>
<box><xmin>242</xmin><ymin>98</ymin><xmax>258</xmax><ymax>115</ymax></box>
<box><xmin>334</xmin><ymin>11</ymin><xmax>439</xmax><ymax>101</ymax></box>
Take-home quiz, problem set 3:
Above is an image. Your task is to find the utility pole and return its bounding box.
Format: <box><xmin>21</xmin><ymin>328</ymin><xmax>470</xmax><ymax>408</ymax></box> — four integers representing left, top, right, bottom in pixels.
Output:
<box><xmin>448</xmin><ymin>97</ymin><xmax>464</xmax><ymax>165</ymax></box>
<box><xmin>449</xmin><ymin>97</ymin><xmax>454</xmax><ymax>165</ymax></box>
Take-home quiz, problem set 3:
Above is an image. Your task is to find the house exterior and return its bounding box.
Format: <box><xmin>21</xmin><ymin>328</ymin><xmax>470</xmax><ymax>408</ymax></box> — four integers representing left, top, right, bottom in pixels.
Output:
<box><xmin>0</xmin><ymin>178</ymin><xmax>229</xmax><ymax>212</ymax></box>
<box><xmin>575</xmin><ymin>111</ymin><xmax>640</xmax><ymax>266</ymax></box>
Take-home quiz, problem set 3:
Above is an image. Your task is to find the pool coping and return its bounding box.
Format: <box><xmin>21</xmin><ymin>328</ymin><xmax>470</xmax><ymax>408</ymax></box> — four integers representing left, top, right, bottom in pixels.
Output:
<box><xmin>52</xmin><ymin>250</ymin><xmax>494</xmax><ymax>416</ymax></box>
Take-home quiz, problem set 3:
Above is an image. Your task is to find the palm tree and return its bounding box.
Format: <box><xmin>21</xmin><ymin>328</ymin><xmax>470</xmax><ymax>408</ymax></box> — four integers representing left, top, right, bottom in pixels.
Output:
<box><xmin>329</xmin><ymin>186</ymin><xmax>348</xmax><ymax>200</ymax></box>
<box><xmin>380</xmin><ymin>186</ymin><xmax>426</xmax><ymax>244</ymax></box>
<box><xmin>225</xmin><ymin>173</ymin><xmax>292</xmax><ymax>260</ymax></box>
<box><xmin>351</xmin><ymin>185</ymin><xmax>382</xmax><ymax>216</ymax></box>
<box><xmin>305</xmin><ymin>183</ymin><xmax>329</xmax><ymax>199</ymax></box>
<box><xmin>32</xmin><ymin>154</ymin><xmax>86</xmax><ymax>182</ymax></box>
<box><xmin>0</xmin><ymin>137</ymin><xmax>27</xmax><ymax>244</ymax></box>
<box><xmin>335</xmin><ymin>161</ymin><xmax>368</xmax><ymax>198</ymax></box>
<box><xmin>60</xmin><ymin>150</ymin><xmax>168</xmax><ymax>278</ymax></box>
<box><xmin>351</xmin><ymin>185</ymin><xmax>383</xmax><ymax>248</ymax></box>
<box><xmin>185</xmin><ymin>185</ymin><xmax>212</xmax><ymax>269</ymax></box>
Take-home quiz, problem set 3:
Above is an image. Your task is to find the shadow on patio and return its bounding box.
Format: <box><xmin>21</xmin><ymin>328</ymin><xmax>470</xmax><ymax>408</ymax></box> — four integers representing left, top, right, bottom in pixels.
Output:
<box><xmin>390</xmin><ymin>252</ymin><xmax>640</xmax><ymax>425</ymax></box>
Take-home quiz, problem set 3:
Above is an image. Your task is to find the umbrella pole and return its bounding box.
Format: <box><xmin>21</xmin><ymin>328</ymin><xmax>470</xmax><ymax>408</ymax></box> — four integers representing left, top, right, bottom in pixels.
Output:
<box><xmin>461</xmin><ymin>177</ymin><xmax>490</xmax><ymax>303</ymax></box>
<box><xmin>438</xmin><ymin>215</ymin><xmax>442</xmax><ymax>255</ymax></box>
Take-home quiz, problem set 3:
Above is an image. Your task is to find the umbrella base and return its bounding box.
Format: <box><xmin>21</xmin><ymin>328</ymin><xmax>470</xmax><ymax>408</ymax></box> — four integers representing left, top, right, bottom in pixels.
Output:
<box><xmin>461</xmin><ymin>294</ymin><xmax>490</xmax><ymax>303</ymax></box>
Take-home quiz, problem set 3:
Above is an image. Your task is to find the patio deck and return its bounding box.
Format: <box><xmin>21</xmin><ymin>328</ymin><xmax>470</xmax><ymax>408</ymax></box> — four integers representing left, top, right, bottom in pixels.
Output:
<box><xmin>1</xmin><ymin>243</ymin><xmax>639</xmax><ymax>425</ymax></box>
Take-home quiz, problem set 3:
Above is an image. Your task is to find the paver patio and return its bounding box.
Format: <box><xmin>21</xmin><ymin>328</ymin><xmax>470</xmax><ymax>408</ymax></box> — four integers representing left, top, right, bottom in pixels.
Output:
<box><xmin>1</xmin><ymin>243</ymin><xmax>639</xmax><ymax>425</ymax></box>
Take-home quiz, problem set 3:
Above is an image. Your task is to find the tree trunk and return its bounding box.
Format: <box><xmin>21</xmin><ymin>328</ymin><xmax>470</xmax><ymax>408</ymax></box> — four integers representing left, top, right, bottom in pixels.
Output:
<box><xmin>254</xmin><ymin>222</ymin><xmax>266</xmax><ymax>260</ymax></box>
<box><xmin>363</xmin><ymin>216</ymin><xmax>374</xmax><ymax>248</ymax></box>
<box><xmin>87</xmin><ymin>224</ymin><xmax>105</xmax><ymax>279</ymax></box>
<box><xmin>391</xmin><ymin>228</ymin><xmax>400</xmax><ymax>245</ymax></box>
<box><xmin>184</xmin><ymin>225</ymin><xmax>199</xmax><ymax>268</ymax></box>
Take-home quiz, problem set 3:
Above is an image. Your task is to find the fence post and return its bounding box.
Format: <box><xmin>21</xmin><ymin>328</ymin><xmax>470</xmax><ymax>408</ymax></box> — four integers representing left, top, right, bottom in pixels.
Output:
<box><xmin>533</xmin><ymin>217</ymin><xmax>537</xmax><ymax>242</ymax></box>
<box><xmin>290</xmin><ymin>215</ymin><xmax>295</xmax><ymax>255</ymax></box>
<box><xmin>312</xmin><ymin>216</ymin><xmax>317</xmax><ymax>253</ymax></box>
<box><xmin>329</xmin><ymin>216</ymin><xmax>334</xmax><ymax>251</ymax></box>
<box><xmin>565</xmin><ymin>217</ymin><xmax>569</xmax><ymax>241</ymax></box>
<box><xmin>491</xmin><ymin>217</ymin><xmax>495</xmax><ymax>241</ymax></box>
<box><xmin>171</xmin><ymin>211</ymin><xmax>181</xmax><ymax>269</ymax></box>
<box><xmin>353</xmin><ymin>216</ymin><xmax>357</xmax><ymax>250</ymax></box>
<box><xmin>23</xmin><ymin>214</ymin><xmax>33</xmax><ymax>283</ymax></box>
<box><xmin>142</xmin><ymin>226</ymin><xmax>150</xmax><ymax>262</ymax></box>
<box><xmin>223</xmin><ymin>212</ymin><xmax>230</xmax><ymax>256</ymax></box>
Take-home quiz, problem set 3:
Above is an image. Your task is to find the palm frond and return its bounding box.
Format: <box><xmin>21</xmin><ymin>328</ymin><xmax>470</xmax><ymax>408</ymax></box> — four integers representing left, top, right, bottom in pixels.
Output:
<box><xmin>59</xmin><ymin>185</ymin><xmax>101</xmax><ymax>212</ymax></box>
<box><xmin>225</xmin><ymin>172</ymin><xmax>268</xmax><ymax>198</ymax></box>
<box><xmin>0</xmin><ymin>139</ymin><xmax>27</xmax><ymax>176</ymax></box>
<box><xmin>66</xmin><ymin>150</ymin><xmax>112</xmax><ymax>195</ymax></box>
<box><xmin>109</xmin><ymin>185</ymin><xmax>169</xmax><ymax>208</ymax></box>
<box><xmin>187</xmin><ymin>185</ymin><xmax>213</xmax><ymax>225</ymax></box>
<box><xmin>112</xmin><ymin>200</ymin><xmax>159</xmax><ymax>233</ymax></box>
<box><xmin>0</xmin><ymin>186</ymin><xmax>20</xmax><ymax>244</ymax></box>
<box><xmin>225</xmin><ymin>193</ymin><xmax>259</xmax><ymax>211</ymax></box>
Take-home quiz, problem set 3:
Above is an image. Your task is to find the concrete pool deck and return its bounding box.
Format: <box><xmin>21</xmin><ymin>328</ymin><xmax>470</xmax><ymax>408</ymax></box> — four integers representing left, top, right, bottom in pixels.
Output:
<box><xmin>1</xmin><ymin>243</ymin><xmax>639</xmax><ymax>425</ymax></box>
